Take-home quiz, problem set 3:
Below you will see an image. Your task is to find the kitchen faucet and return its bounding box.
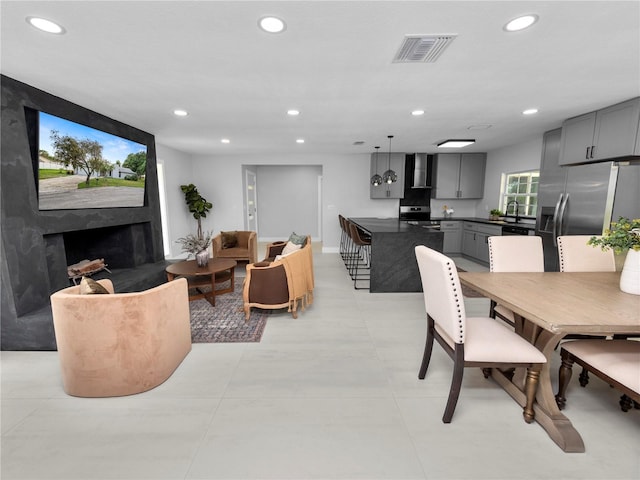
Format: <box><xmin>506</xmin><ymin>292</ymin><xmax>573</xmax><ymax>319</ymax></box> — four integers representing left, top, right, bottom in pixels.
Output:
<box><xmin>506</xmin><ymin>200</ymin><xmax>520</xmax><ymax>223</ymax></box>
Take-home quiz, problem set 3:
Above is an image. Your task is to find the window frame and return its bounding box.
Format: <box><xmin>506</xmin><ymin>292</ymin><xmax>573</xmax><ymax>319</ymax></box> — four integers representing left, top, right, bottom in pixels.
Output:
<box><xmin>499</xmin><ymin>170</ymin><xmax>539</xmax><ymax>218</ymax></box>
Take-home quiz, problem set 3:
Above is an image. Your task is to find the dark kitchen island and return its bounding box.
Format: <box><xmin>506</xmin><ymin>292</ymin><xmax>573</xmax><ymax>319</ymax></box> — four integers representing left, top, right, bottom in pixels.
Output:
<box><xmin>349</xmin><ymin>218</ymin><xmax>443</xmax><ymax>292</ymax></box>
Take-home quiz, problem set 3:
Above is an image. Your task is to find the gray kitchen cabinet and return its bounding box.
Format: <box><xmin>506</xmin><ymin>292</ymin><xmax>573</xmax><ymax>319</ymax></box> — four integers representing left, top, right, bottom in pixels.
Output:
<box><xmin>441</xmin><ymin>220</ymin><xmax>462</xmax><ymax>254</ymax></box>
<box><xmin>461</xmin><ymin>221</ymin><xmax>502</xmax><ymax>263</ymax></box>
<box><xmin>434</xmin><ymin>153</ymin><xmax>486</xmax><ymax>199</ymax></box>
<box><xmin>559</xmin><ymin>97</ymin><xmax>640</xmax><ymax>165</ymax></box>
<box><xmin>370</xmin><ymin>153</ymin><xmax>405</xmax><ymax>199</ymax></box>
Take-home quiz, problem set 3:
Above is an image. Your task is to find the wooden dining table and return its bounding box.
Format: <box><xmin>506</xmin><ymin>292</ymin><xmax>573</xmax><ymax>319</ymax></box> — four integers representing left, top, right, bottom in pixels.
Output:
<box><xmin>458</xmin><ymin>271</ymin><xmax>640</xmax><ymax>453</ymax></box>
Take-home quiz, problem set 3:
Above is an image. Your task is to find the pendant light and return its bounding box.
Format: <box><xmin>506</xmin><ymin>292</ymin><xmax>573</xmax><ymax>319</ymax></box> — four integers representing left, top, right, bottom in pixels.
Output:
<box><xmin>382</xmin><ymin>135</ymin><xmax>397</xmax><ymax>184</ymax></box>
<box><xmin>370</xmin><ymin>146</ymin><xmax>382</xmax><ymax>186</ymax></box>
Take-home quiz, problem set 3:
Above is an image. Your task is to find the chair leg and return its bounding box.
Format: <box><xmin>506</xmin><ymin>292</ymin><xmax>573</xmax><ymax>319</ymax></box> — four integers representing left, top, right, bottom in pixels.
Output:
<box><xmin>523</xmin><ymin>367</ymin><xmax>540</xmax><ymax>423</ymax></box>
<box><xmin>619</xmin><ymin>395</ymin><xmax>633</xmax><ymax>412</ymax></box>
<box><xmin>555</xmin><ymin>351</ymin><xmax>574</xmax><ymax>410</ymax></box>
<box><xmin>442</xmin><ymin>346</ymin><xmax>465</xmax><ymax>423</ymax></box>
<box><xmin>418</xmin><ymin>317</ymin><xmax>435</xmax><ymax>380</ymax></box>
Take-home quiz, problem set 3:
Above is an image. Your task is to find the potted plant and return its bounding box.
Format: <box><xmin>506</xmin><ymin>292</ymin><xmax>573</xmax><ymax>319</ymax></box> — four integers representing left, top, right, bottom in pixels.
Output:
<box><xmin>179</xmin><ymin>184</ymin><xmax>213</xmax><ymax>266</ymax></box>
<box><xmin>176</xmin><ymin>231</ymin><xmax>213</xmax><ymax>267</ymax></box>
<box><xmin>489</xmin><ymin>209</ymin><xmax>504</xmax><ymax>221</ymax></box>
<box><xmin>588</xmin><ymin>217</ymin><xmax>640</xmax><ymax>295</ymax></box>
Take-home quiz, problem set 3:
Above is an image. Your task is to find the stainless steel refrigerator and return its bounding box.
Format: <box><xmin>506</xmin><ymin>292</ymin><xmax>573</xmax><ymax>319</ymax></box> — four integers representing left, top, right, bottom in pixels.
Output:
<box><xmin>536</xmin><ymin>128</ymin><xmax>640</xmax><ymax>271</ymax></box>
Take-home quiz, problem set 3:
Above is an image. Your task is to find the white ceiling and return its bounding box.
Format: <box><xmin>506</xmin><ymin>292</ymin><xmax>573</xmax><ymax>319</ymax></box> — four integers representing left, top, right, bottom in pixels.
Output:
<box><xmin>2</xmin><ymin>1</ymin><xmax>639</xmax><ymax>156</ymax></box>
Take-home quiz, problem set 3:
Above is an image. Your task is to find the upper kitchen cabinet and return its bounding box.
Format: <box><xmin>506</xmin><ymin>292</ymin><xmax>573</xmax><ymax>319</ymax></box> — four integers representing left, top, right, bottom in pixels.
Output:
<box><xmin>559</xmin><ymin>97</ymin><xmax>640</xmax><ymax>165</ymax></box>
<box><xmin>433</xmin><ymin>153</ymin><xmax>486</xmax><ymax>199</ymax></box>
<box><xmin>370</xmin><ymin>153</ymin><xmax>405</xmax><ymax>198</ymax></box>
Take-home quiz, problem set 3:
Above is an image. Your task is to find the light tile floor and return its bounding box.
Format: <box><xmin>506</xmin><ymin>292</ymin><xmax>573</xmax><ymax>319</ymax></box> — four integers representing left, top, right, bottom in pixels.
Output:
<box><xmin>2</xmin><ymin>253</ymin><xmax>639</xmax><ymax>479</ymax></box>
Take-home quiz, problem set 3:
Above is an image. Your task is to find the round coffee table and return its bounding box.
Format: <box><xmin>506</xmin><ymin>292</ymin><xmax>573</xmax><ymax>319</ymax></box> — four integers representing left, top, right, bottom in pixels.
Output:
<box><xmin>165</xmin><ymin>258</ymin><xmax>237</xmax><ymax>306</ymax></box>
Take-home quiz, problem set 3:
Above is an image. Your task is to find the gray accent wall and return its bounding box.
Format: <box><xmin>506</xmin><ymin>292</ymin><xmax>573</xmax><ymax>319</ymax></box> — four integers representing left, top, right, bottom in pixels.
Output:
<box><xmin>1</xmin><ymin>75</ymin><xmax>165</xmax><ymax>350</ymax></box>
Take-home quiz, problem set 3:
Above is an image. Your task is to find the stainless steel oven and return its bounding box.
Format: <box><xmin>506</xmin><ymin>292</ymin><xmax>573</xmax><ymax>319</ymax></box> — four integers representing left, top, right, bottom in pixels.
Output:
<box><xmin>399</xmin><ymin>205</ymin><xmax>430</xmax><ymax>221</ymax></box>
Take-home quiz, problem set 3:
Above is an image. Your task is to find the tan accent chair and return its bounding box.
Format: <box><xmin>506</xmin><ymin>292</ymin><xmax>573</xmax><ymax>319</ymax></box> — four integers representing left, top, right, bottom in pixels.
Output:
<box><xmin>556</xmin><ymin>339</ymin><xmax>640</xmax><ymax>411</ymax></box>
<box><xmin>487</xmin><ymin>236</ymin><xmax>544</xmax><ymax>327</ymax></box>
<box><xmin>557</xmin><ymin>235</ymin><xmax>616</xmax><ymax>272</ymax></box>
<box><xmin>415</xmin><ymin>245</ymin><xmax>547</xmax><ymax>423</ymax></box>
<box><xmin>212</xmin><ymin>230</ymin><xmax>258</xmax><ymax>264</ymax></box>
<box><xmin>243</xmin><ymin>236</ymin><xmax>314</xmax><ymax>319</ymax></box>
<box><xmin>50</xmin><ymin>278</ymin><xmax>192</xmax><ymax>397</ymax></box>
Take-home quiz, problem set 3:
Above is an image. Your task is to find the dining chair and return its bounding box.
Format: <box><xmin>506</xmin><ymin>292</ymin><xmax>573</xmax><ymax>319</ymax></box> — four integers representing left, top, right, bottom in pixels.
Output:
<box><xmin>414</xmin><ymin>245</ymin><xmax>547</xmax><ymax>424</ymax></box>
<box><xmin>555</xmin><ymin>339</ymin><xmax>640</xmax><ymax>412</ymax></box>
<box><xmin>557</xmin><ymin>235</ymin><xmax>616</xmax><ymax>272</ymax></box>
<box><xmin>487</xmin><ymin>236</ymin><xmax>544</xmax><ymax>327</ymax></box>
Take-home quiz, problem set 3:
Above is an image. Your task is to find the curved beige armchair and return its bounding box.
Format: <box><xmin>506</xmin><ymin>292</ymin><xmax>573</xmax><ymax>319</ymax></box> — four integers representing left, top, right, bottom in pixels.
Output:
<box><xmin>50</xmin><ymin>278</ymin><xmax>192</xmax><ymax>397</ymax></box>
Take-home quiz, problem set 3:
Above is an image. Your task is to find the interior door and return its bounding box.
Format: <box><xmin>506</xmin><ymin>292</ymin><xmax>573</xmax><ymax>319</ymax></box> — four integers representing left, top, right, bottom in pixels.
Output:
<box><xmin>245</xmin><ymin>169</ymin><xmax>258</xmax><ymax>233</ymax></box>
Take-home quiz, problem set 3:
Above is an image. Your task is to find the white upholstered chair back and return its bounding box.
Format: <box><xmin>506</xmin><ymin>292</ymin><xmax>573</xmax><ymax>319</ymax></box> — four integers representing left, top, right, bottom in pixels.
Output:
<box><xmin>557</xmin><ymin>235</ymin><xmax>616</xmax><ymax>272</ymax></box>
<box><xmin>488</xmin><ymin>236</ymin><xmax>544</xmax><ymax>272</ymax></box>
<box><xmin>415</xmin><ymin>245</ymin><xmax>466</xmax><ymax>344</ymax></box>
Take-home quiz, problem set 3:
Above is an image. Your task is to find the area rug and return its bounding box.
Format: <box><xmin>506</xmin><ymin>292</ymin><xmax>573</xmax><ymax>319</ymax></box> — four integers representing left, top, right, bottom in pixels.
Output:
<box><xmin>189</xmin><ymin>277</ymin><xmax>268</xmax><ymax>343</ymax></box>
<box><xmin>456</xmin><ymin>267</ymin><xmax>485</xmax><ymax>298</ymax></box>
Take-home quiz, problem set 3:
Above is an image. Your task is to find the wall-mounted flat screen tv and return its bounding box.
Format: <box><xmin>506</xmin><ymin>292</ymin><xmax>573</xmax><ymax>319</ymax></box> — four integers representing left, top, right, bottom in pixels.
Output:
<box><xmin>37</xmin><ymin>111</ymin><xmax>147</xmax><ymax>210</ymax></box>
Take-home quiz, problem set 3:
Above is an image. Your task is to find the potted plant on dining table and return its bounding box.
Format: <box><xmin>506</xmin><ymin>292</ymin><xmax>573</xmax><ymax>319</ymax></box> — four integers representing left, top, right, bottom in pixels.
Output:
<box><xmin>588</xmin><ymin>216</ymin><xmax>640</xmax><ymax>295</ymax></box>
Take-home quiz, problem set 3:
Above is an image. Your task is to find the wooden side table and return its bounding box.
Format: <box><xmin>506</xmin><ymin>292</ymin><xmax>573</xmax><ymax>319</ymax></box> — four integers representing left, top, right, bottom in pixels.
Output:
<box><xmin>165</xmin><ymin>258</ymin><xmax>237</xmax><ymax>306</ymax></box>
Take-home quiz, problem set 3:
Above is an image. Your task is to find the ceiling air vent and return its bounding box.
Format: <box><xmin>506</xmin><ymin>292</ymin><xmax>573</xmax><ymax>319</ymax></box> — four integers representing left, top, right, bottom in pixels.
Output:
<box><xmin>393</xmin><ymin>34</ymin><xmax>457</xmax><ymax>63</ymax></box>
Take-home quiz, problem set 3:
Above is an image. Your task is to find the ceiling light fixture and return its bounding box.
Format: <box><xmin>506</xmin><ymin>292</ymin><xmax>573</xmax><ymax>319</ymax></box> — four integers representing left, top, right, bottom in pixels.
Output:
<box><xmin>173</xmin><ymin>109</ymin><xmax>188</xmax><ymax>117</ymax></box>
<box><xmin>370</xmin><ymin>146</ymin><xmax>382</xmax><ymax>186</ymax></box>
<box><xmin>411</xmin><ymin>110</ymin><xmax>425</xmax><ymax>116</ymax></box>
<box><xmin>287</xmin><ymin>109</ymin><xmax>300</xmax><ymax>116</ymax></box>
<box><xmin>296</xmin><ymin>139</ymin><xmax>305</xmax><ymax>144</ymax></box>
<box><xmin>382</xmin><ymin>135</ymin><xmax>397</xmax><ymax>184</ymax></box>
<box><xmin>259</xmin><ymin>16</ymin><xmax>286</xmax><ymax>33</ymax></box>
<box><xmin>467</xmin><ymin>124</ymin><xmax>492</xmax><ymax>130</ymax></box>
<box><xmin>504</xmin><ymin>14</ymin><xmax>539</xmax><ymax>32</ymax></box>
<box><xmin>26</xmin><ymin>16</ymin><xmax>65</xmax><ymax>34</ymax></box>
<box><xmin>437</xmin><ymin>139</ymin><xmax>476</xmax><ymax>148</ymax></box>
<box><xmin>522</xmin><ymin>108</ymin><xmax>539</xmax><ymax>115</ymax></box>
<box><xmin>221</xmin><ymin>138</ymin><xmax>230</xmax><ymax>144</ymax></box>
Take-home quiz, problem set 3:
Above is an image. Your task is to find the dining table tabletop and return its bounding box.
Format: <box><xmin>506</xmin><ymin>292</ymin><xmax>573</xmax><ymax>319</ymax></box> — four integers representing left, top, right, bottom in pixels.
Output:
<box><xmin>458</xmin><ymin>271</ymin><xmax>640</xmax><ymax>453</ymax></box>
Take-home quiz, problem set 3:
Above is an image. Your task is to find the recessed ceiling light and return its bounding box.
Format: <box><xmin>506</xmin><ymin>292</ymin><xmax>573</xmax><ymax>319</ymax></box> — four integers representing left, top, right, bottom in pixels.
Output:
<box><xmin>173</xmin><ymin>109</ymin><xmax>188</xmax><ymax>117</ymax></box>
<box><xmin>221</xmin><ymin>138</ymin><xmax>230</xmax><ymax>144</ymax></box>
<box><xmin>411</xmin><ymin>110</ymin><xmax>425</xmax><ymax>116</ymax></box>
<box><xmin>504</xmin><ymin>14</ymin><xmax>539</xmax><ymax>32</ymax></box>
<box><xmin>287</xmin><ymin>109</ymin><xmax>300</xmax><ymax>116</ymax></box>
<box><xmin>522</xmin><ymin>108</ymin><xmax>539</xmax><ymax>115</ymax></box>
<box><xmin>259</xmin><ymin>16</ymin><xmax>286</xmax><ymax>33</ymax></box>
<box><xmin>467</xmin><ymin>124</ymin><xmax>492</xmax><ymax>130</ymax></box>
<box><xmin>26</xmin><ymin>16</ymin><xmax>65</xmax><ymax>34</ymax></box>
<box><xmin>437</xmin><ymin>139</ymin><xmax>476</xmax><ymax>148</ymax></box>
<box><xmin>296</xmin><ymin>139</ymin><xmax>305</xmax><ymax>144</ymax></box>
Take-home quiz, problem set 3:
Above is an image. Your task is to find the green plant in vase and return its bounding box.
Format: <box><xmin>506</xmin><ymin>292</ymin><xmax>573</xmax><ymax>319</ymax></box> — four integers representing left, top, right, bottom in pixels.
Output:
<box><xmin>589</xmin><ymin>217</ymin><xmax>640</xmax><ymax>295</ymax></box>
<box><xmin>489</xmin><ymin>209</ymin><xmax>504</xmax><ymax>221</ymax></box>
<box><xmin>588</xmin><ymin>217</ymin><xmax>640</xmax><ymax>254</ymax></box>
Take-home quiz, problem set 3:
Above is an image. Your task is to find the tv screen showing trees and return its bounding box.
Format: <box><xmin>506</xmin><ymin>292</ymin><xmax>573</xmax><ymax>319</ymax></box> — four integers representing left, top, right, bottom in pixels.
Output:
<box><xmin>37</xmin><ymin>111</ymin><xmax>147</xmax><ymax>210</ymax></box>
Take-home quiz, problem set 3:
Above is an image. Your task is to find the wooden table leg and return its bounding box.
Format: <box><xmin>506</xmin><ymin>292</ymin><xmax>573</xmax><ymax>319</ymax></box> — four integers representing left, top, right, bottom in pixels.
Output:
<box><xmin>496</xmin><ymin>315</ymin><xmax>586</xmax><ymax>453</ymax></box>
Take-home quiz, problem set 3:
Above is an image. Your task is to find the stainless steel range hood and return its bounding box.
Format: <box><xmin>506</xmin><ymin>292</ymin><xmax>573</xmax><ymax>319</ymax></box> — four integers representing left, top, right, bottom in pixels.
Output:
<box><xmin>409</xmin><ymin>153</ymin><xmax>432</xmax><ymax>188</ymax></box>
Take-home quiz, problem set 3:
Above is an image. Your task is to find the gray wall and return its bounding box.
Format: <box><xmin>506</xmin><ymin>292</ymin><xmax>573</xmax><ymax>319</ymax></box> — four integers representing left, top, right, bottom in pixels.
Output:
<box><xmin>256</xmin><ymin>165</ymin><xmax>322</xmax><ymax>241</ymax></box>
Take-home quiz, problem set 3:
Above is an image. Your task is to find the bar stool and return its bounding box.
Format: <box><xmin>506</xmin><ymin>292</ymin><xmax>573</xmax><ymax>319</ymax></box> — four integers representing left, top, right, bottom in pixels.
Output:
<box><xmin>347</xmin><ymin>221</ymin><xmax>371</xmax><ymax>289</ymax></box>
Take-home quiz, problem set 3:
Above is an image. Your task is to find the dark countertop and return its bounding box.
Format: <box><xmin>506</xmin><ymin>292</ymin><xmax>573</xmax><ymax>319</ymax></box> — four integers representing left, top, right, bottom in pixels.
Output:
<box><xmin>349</xmin><ymin>217</ymin><xmax>442</xmax><ymax>233</ymax></box>
<box><xmin>350</xmin><ymin>216</ymin><xmax>537</xmax><ymax>232</ymax></box>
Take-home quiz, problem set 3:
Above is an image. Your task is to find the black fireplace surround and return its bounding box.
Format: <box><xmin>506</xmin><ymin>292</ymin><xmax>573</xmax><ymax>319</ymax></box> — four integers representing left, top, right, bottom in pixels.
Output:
<box><xmin>1</xmin><ymin>75</ymin><xmax>167</xmax><ymax>350</ymax></box>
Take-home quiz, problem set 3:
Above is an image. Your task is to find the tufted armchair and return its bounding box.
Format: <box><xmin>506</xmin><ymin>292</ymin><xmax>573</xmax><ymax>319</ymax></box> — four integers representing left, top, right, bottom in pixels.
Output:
<box><xmin>212</xmin><ymin>230</ymin><xmax>258</xmax><ymax>264</ymax></box>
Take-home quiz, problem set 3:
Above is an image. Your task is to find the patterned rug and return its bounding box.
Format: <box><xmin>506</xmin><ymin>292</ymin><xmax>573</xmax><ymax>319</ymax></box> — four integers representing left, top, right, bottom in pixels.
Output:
<box><xmin>189</xmin><ymin>277</ymin><xmax>269</xmax><ymax>343</ymax></box>
<box><xmin>456</xmin><ymin>267</ymin><xmax>485</xmax><ymax>298</ymax></box>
